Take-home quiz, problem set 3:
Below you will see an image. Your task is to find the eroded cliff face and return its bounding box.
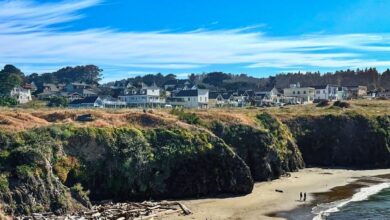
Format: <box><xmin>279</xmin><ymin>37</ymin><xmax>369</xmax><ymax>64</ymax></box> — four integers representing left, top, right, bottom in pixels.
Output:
<box><xmin>1</xmin><ymin>110</ymin><xmax>389</xmax><ymax>216</ymax></box>
<box><xmin>0</xmin><ymin>125</ymin><xmax>253</xmax><ymax>215</ymax></box>
<box><xmin>209</xmin><ymin>113</ymin><xmax>304</xmax><ymax>181</ymax></box>
<box><xmin>286</xmin><ymin>113</ymin><xmax>390</xmax><ymax>168</ymax></box>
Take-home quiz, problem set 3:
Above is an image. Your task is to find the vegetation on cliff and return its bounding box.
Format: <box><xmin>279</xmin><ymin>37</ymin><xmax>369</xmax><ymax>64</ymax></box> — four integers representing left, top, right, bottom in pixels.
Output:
<box><xmin>209</xmin><ymin>113</ymin><xmax>304</xmax><ymax>181</ymax></box>
<box><xmin>0</xmin><ymin>103</ymin><xmax>390</xmax><ymax>216</ymax></box>
<box><xmin>0</xmin><ymin>125</ymin><xmax>253</xmax><ymax>215</ymax></box>
<box><xmin>287</xmin><ymin>112</ymin><xmax>390</xmax><ymax>168</ymax></box>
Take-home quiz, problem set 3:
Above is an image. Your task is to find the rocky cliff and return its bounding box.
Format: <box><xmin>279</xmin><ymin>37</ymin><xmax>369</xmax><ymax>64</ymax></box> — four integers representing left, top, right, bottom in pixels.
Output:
<box><xmin>209</xmin><ymin>113</ymin><xmax>304</xmax><ymax>181</ymax></box>
<box><xmin>1</xmin><ymin>109</ymin><xmax>389</xmax><ymax>216</ymax></box>
<box><xmin>0</xmin><ymin>124</ymin><xmax>253</xmax><ymax>215</ymax></box>
<box><xmin>286</xmin><ymin>112</ymin><xmax>390</xmax><ymax>168</ymax></box>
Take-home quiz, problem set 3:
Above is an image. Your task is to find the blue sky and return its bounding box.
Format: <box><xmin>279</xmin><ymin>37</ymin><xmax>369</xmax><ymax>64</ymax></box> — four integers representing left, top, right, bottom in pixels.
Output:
<box><xmin>2</xmin><ymin>0</ymin><xmax>390</xmax><ymax>82</ymax></box>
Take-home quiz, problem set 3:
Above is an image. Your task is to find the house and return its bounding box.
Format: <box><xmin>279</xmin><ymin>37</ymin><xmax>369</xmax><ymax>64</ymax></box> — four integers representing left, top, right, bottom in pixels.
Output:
<box><xmin>163</xmin><ymin>79</ymin><xmax>192</xmax><ymax>91</ymax></box>
<box><xmin>101</xmin><ymin>97</ymin><xmax>127</xmax><ymax>108</ymax></box>
<box><xmin>118</xmin><ymin>83</ymin><xmax>165</xmax><ymax>107</ymax></box>
<box><xmin>37</xmin><ymin>83</ymin><xmax>66</xmax><ymax>99</ymax></box>
<box><xmin>337</xmin><ymin>87</ymin><xmax>348</xmax><ymax>100</ymax></box>
<box><xmin>377</xmin><ymin>90</ymin><xmax>390</xmax><ymax>99</ymax></box>
<box><xmin>66</xmin><ymin>92</ymin><xmax>83</xmax><ymax>101</ymax></box>
<box><xmin>253</xmin><ymin>87</ymin><xmax>281</xmax><ymax>106</ymax></box>
<box><xmin>208</xmin><ymin>92</ymin><xmax>224</xmax><ymax>107</ymax></box>
<box><xmin>344</xmin><ymin>86</ymin><xmax>368</xmax><ymax>99</ymax></box>
<box><xmin>314</xmin><ymin>85</ymin><xmax>339</xmax><ymax>101</ymax></box>
<box><xmin>10</xmin><ymin>86</ymin><xmax>32</xmax><ymax>104</ymax></box>
<box><xmin>68</xmin><ymin>96</ymin><xmax>103</xmax><ymax>108</ymax></box>
<box><xmin>229</xmin><ymin>92</ymin><xmax>248</xmax><ymax>107</ymax></box>
<box><xmin>65</xmin><ymin>82</ymin><xmax>92</xmax><ymax>92</ymax></box>
<box><xmin>23</xmin><ymin>82</ymin><xmax>37</xmax><ymax>92</ymax></box>
<box><xmin>169</xmin><ymin>89</ymin><xmax>209</xmax><ymax>108</ymax></box>
<box><xmin>283</xmin><ymin>83</ymin><xmax>315</xmax><ymax>104</ymax></box>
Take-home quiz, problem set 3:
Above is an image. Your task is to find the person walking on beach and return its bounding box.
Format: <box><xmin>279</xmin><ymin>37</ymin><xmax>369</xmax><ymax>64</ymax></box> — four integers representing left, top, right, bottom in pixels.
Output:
<box><xmin>303</xmin><ymin>192</ymin><xmax>307</xmax><ymax>201</ymax></box>
<box><xmin>300</xmin><ymin>192</ymin><xmax>302</xmax><ymax>201</ymax></box>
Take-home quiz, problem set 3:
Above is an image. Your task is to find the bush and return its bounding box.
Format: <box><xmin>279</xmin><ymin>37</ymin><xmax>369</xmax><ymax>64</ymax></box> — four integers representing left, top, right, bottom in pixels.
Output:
<box><xmin>333</xmin><ymin>101</ymin><xmax>351</xmax><ymax>108</ymax></box>
<box><xmin>0</xmin><ymin>96</ymin><xmax>17</xmax><ymax>107</ymax></box>
<box><xmin>47</xmin><ymin>96</ymin><xmax>68</xmax><ymax>107</ymax></box>
<box><xmin>71</xmin><ymin>183</ymin><xmax>91</xmax><ymax>208</ymax></box>
<box><xmin>316</xmin><ymin>100</ymin><xmax>330</xmax><ymax>107</ymax></box>
<box><xmin>15</xmin><ymin>165</ymin><xmax>37</xmax><ymax>179</ymax></box>
<box><xmin>53</xmin><ymin>156</ymin><xmax>80</xmax><ymax>183</ymax></box>
<box><xmin>170</xmin><ymin>108</ymin><xmax>201</xmax><ymax>125</ymax></box>
<box><xmin>0</xmin><ymin>174</ymin><xmax>9</xmax><ymax>192</ymax></box>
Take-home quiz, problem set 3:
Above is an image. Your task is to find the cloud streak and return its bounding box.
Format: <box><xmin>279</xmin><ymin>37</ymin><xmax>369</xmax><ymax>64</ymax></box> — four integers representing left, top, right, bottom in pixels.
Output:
<box><xmin>2</xmin><ymin>0</ymin><xmax>390</xmax><ymax>80</ymax></box>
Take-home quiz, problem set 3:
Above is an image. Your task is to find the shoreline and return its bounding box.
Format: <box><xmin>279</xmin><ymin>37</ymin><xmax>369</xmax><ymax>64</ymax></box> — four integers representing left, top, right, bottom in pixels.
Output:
<box><xmin>168</xmin><ymin>168</ymin><xmax>390</xmax><ymax>220</ymax></box>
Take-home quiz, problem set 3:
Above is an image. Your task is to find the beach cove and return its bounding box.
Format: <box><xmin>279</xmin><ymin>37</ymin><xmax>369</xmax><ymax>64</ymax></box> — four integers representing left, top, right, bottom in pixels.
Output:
<box><xmin>171</xmin><ymin>168</ymin><xmax>390</xmax><ymax>220</ymax></box>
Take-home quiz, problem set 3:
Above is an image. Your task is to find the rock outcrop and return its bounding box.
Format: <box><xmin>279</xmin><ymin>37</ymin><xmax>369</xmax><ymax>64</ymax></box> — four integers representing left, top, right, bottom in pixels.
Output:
<box><xmin>286</xmin><ymin>113</ymin><xmax>390</xmax><ymax>168</ymax></box>
<box><xmin>0</xmin><ymin>125</ymin><xmax>253</xmax><ymax>215</ymax></box>
<box><xmin>210</xmin><ymin>113</ymin><xmax>304</xmax><ymax>181</ymax></box>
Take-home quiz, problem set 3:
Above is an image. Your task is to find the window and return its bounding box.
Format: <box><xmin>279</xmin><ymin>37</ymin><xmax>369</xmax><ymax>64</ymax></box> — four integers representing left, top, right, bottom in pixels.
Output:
<box><xmin>188</xmin><ymin>98</ymin><xmax>190</xmax><ymax>101</ymax></box>
<box><xmin>297</xmin><ymin>91</ymin><xmax>300</xmax><ymax>95</ymax></box>
<box><xmin>200</xmin><ymin>97</ymin><xmax>202</xmax><ymax>101</ymax></box>
<box><xmin>293</xmin><ymin>91</ymin><xmax>296</xmax><ymax>95</ymax></box>
<box><xmin>303</xmin><ymin>91</ymin><xmax>307</xmax><ymax>94</ymax></box>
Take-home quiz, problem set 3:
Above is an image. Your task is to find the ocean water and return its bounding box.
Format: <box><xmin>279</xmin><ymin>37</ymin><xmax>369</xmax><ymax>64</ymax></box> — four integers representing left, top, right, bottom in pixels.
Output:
<box><xmin>312</xmin><ymin>182</ymin><xmax>390</xmax><ymax>220</ymax></box>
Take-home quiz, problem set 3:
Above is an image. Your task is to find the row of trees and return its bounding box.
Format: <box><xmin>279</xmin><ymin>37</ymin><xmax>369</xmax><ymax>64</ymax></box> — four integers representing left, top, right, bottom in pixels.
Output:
<box><xmin>188</xmin><ymin>68</ymin><xmax>390</xmax><ymax>91</ymax></box>
<box><xmin>26</xmin><ymin>65</ymin><xmax>103</xmax><ymax>93</ymax></box>
<box><xmin>274</xmin><ymin>68</ymin><xmax>390</xmax><ymax>90</ymax></box>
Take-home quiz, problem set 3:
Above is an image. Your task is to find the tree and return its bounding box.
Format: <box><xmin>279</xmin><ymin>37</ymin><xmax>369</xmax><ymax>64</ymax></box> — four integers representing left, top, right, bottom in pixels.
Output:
<box><xmin>0</xmin><ymin>65</ymin><xmax>24</xmax><ymax>95</ymax></box>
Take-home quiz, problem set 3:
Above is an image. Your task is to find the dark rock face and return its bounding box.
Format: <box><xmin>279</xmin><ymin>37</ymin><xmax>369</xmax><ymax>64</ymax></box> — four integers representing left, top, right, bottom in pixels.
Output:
<box><xmin>64</xmin><ymin>127</ymin><xmax>254</xmax><ymax>201</ymax></box>
<box><xmin>286</xmin><ymin>113</ymin><xmax>390</xmax><ymax>168</ymax></box>
<box><xmin>0</xmin><ymin>126</ymin><xmax>254</xmax><ymax>215</ymax></box>
<box><xmin>0</xmin><ymin>131</ymin><xmax>89</xmax><ymax>215</ymax></box>
<box><xmin>210</xmin><ymin>113</ymin><xmax>305</xmax><ymax>181</ymax></box>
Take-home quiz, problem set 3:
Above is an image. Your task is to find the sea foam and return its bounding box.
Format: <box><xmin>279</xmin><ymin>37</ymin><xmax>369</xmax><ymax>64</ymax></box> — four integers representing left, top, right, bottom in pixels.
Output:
<box><xmin>312</xmin><ymin>182</ymin><xmax>390</xmax><ymax>220</ymax></box>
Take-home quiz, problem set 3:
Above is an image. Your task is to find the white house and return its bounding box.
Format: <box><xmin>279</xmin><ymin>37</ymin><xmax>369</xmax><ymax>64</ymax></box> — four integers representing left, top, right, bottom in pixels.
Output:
<box><xmin>169</xmin><ymin>89</ymin><xmax>209</xmax><ymax>108</ymax></box>
<box><xmin>314</xmin><ymin>85</ymin><xmax>339</xmax><ymax>101</ymax></box>
<box><xmin>283</xmin><ymin>83</ymin><xmax>315</xmax><ymax>104</ymax></box>
<box><xmin>10</xmin><ymin>86</ymin><xmax>32</xmax><ymax>104</ymax></box>
<box><xmin>68</xmin><ymin>96</ymin><xmax>103</xmax><ymax>108</ymax></box>
<box><xmin>102</xmin><ymin>97</ymin><xmax>127</xmax><ymax>108</ymax></box>
<box><xmin>253</xmin><ymin>87</ymin><xmax>281</xmax><ymax>106</ymax></box>
<box><xmin>118</xmin><ymin>83</ymin><xmax>165</xmax><ymax>107</ymax></box>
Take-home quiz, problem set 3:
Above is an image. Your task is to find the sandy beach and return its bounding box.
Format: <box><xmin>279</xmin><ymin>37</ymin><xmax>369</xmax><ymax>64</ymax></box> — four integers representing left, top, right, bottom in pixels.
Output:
<box><xmin>167</xmin><ymin>168</ymin><xmax>390</xmax><ymax>220</ymax></box>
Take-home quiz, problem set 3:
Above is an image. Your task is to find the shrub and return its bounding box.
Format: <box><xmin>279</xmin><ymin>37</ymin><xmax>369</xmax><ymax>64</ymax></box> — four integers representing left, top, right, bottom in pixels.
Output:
<box><xmin>47</xmin><ymin>96</ymin><xmax>68</xmax><ymax>107</ymax></box>
<box><xmin>316</xmin><ymin>100</ymin><xmax>330</xmax><ymax>107</ymax></box>
<box><xmin>53</xmin><ymin>156</ymin><xmax>80</xmax><ymax>183</ymax></box>
<box><xmin>170</xmin><ymin>108</ymin><xmax>201</xmax><ymax>125</ymax></box>
<box><xmin>0</xmin><ymin>175</ymin><xmax>9</xmax><ymax>192</ymax></box>
<box><xmin>333</xmin><ymin>101</ymin><xmax>351</xmax><ymax>108</ymax></box>
<box><xmin>15</xmin><ymin>165</ymin><xmax>37</xmax><ymax>179</ymax></box>
<box><xmin>0</xmin><ymin>96</ymin><xmax>17</xmax><ymax>107</ymax></box>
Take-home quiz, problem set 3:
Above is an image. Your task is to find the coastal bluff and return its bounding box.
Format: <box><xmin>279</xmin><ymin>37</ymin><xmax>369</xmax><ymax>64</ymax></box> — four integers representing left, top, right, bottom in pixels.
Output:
<box><xmin>0</xmin><ymin>104</ymin><xmax>389</xmax><ymax>216</ymax></box>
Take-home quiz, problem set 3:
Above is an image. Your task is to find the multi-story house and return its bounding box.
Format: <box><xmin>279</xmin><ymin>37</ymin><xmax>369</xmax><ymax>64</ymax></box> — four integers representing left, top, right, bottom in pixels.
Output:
<box><xmin>118</xmin><ymin>83</ymin><xmax>165</xmax><ymax>107</ymax></box>
<box><xmin>344</xmin><ymin>86</ymin><xmax>368</xmax><ymax>99</ymax></box>
<box><xmin>10</xmin><ymin>86</ymin><xmax>32</xmax><ymax>104</ymax></box>
<box><xmin>169</xmin><ymin>89</ymin><xmax>209</xmax><ymax>109</ymax></box>
<box><xmin>253</xmin><ymin>87</ymin><xmax>282</xmax><ymax>106</ymax></box>
<box><xmin>65</xmin><ymin>82</ymin><xmax>92</xmax><ymax>92</ymax></box>
<box><xmin>314</xmin><ymin>84</ymin><xmax>339</xmax><ymax>101</ymax></box>
<box><xmin>37</xmin><ymin>83</ymin><xmax>66</xmax><ymax>99</ymax></box>
<box><xmin>283</xmin><ymin>83</ymin><xmax>315</xmax><ymax>104</ymax></box>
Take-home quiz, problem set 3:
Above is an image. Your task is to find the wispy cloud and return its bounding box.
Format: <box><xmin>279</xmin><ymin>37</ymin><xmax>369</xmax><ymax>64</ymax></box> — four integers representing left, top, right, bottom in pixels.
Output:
<box><xmin>2</xmin><ymin>0</ymin><xmax>390</xmax><ymax>80</ymax></box>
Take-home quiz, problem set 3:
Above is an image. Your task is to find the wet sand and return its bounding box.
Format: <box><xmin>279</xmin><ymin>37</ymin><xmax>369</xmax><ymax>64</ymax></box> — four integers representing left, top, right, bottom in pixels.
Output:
<box><xmin>167</xmin><ymin>168</ymin><xmax>390</xmax><ymax>220</ymax></box>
